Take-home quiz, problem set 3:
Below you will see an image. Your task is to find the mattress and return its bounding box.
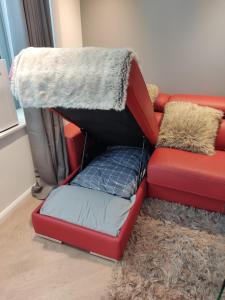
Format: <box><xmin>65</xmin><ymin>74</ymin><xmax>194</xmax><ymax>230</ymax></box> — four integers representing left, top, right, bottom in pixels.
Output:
<box><xmin>40</xmin><ymin>185</ymin><xmax>134</xmax><ymax>236</ymax></box>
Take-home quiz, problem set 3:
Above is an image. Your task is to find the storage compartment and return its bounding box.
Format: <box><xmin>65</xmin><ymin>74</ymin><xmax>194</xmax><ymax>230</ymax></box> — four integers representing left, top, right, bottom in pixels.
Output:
<box><xmin>32</xmin><ymin>179</ymin><xmax>146</xmax><ymax>260</ymax></box>
<box><xmin>31</xmin><ymin>58</ymin><xmax>158</xmax><ymax>260</ymax></box>
<box><xmin>33</xmin><ymin>142</ymin><xmax>149</xmax><ymax>260</ymax></box>
<box><xmin>40</xmin><ymin>185</ymin><xmax>135</xmax><ymax>237</ymax></box>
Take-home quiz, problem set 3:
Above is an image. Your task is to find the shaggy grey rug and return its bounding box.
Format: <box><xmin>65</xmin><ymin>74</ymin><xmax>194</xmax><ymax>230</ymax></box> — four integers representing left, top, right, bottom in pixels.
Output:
<box><xmin>11</xmin><ymin>47</ymin><xmax>134</xmax><ymax>111</ymax></box>
<box><xmin>106</xmin><ymin>199</ymin><xmax>225</xmax><ymax>300</ymax></box>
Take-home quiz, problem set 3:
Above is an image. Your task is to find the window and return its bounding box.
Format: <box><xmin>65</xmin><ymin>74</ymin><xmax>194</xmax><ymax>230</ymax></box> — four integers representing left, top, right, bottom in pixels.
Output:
<box><xmin>0</xmin><ymin>1</ymin><xmax>21</xmax><ymax>132</ymax></box>
<box><xmin>0</xmin><ymin>2</ymin><xmax>12</xmax><ymax>71</ymax></box>
<box><xmin>0</xmin><ymin>0</ymin><xmax>28</xmax><ymax>109</ymax></box>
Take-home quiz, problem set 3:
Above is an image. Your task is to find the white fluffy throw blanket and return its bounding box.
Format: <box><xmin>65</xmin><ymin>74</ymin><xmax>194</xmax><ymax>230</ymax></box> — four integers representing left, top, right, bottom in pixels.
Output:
<box><xmin>11</xmin><ymin>47</ymin><xmax>135</xmax><ymax>111</ymax></box>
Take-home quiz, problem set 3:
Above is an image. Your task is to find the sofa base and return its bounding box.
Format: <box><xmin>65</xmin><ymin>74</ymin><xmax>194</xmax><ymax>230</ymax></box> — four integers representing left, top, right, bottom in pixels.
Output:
<box><xmin>35</xmin><ymin>233</ymin><xmax>117</xmax><ymax>261</ymax></box>
<box><xmin>147</xmin><ymin>183</ymin><xmax>225</xmax><ymax>214</ymax></box>
<box><xmin>35</xmin><ymin>233</ymin><xmax>62</xmax><ymax>244</ymax></box>
<box><xmin>32</xmin><ymin>179</ymin><xmax>146</xmax><ymax>261</ymax></box>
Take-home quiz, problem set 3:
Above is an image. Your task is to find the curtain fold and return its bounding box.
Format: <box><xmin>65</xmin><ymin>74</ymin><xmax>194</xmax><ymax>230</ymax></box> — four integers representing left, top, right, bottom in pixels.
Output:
<box><xmin>22</xmin><ymin>0</ymin><xmax>69</xmax><ymax>199</ymax></box>
<box><xmin>23</xmin><ymin>0</ymin><xmax>53</xmax><ymax>47</ymax></box>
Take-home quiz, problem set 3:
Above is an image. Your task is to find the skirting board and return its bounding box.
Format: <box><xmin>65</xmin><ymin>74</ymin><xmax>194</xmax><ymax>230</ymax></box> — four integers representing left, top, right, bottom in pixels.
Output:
<box><xmin>0</xmin><ymin>186</ymin><xmax>32</xmax><ymax>224</ymax></box>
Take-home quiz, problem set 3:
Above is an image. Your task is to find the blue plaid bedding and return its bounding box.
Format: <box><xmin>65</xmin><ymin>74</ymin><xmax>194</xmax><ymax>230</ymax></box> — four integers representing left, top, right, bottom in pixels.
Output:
<box><xmin>70</xmin><ymin>146</ymin><xmax>149</xmax><ymax>198</ymax></box>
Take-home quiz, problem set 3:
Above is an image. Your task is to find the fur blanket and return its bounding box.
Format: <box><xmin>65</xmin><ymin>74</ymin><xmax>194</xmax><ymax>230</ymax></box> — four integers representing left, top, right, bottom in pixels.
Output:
<box><xmin>10</xmin><ymin>47</ymin><xmax>135</xmax><ymax>111</ymax></box>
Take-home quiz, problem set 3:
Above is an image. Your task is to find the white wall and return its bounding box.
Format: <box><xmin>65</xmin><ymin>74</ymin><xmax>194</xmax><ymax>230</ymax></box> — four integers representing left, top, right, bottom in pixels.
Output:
<box><xmin>0</xmin><ymin>0</ymin><xmax>34</xmax><ymax>214</ymax></box>
<box><xmin>0</xmin><ymin>0</ymin><xmax>83</xmax><ymax>214</ymax></box>
<box><xmin>51</xmin><ymin>0</ymin><xmax>82</xmax><ymax>47</ymax></box>
<box><xmin>0</xmin><ymin>131</ymin><xmax>35</xmax><ymax>212</ymax></box>
<box><xmin>81</xmin><ymin>0</ymin><xmax>225</xmax><ymax>96</ymax></box>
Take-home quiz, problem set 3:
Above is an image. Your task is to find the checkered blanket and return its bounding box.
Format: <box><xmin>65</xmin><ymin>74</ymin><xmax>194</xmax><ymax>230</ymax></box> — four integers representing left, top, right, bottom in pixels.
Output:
<box><xmin>71</xmin><ymin>146</ymin><xmax>148</xmax><ymax>199</ymax></box>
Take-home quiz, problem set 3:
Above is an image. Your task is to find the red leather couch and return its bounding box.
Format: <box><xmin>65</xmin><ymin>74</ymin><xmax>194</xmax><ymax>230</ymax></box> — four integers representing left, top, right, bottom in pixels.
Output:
<box><xmin>32</xmin><ymin>60</ymin><xmax>225</xmax><ymax>261</ymax></box>
<box><xmin>32</xmin><ymin>60</ymin><xmax>157</xmax><ymax>260</ymax></box>
<box><xmin>147</xmin><ymin>93</ymin><xmax>225</xmax><ymax>214</ymax></box>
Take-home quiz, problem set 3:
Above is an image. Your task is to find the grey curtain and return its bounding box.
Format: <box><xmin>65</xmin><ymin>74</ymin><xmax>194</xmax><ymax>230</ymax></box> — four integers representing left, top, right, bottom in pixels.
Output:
<box><xmin>23</xmin><ymin>0</ymin><xmax>69</xmax><ymax>199</ymax></box>
<box><xmin>25</xmin><ymin>108</ymin><xmax>69</xmax><ymax>199</ymax></box>
<box><xmin>23</xmin><ymin>0</ymin><xmax>53</xmax><ymax>47</ymax></box>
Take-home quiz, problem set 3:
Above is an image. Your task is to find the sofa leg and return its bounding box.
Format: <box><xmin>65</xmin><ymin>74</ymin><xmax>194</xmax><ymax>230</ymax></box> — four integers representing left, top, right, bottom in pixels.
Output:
<box><xmin>90</xmin><ymin>251</ymin><xmax>118</xmax><ymax>262</ymax></box>
<box><xmin>34</xmin><ymin>233</ymin><xmax>62</xmax><ymax>244</ymax></box>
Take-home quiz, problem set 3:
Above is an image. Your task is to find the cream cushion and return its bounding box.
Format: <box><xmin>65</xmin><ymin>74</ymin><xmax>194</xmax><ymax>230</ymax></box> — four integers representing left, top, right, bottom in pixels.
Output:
<box><xmin>146</xmin><ymin>84</ymin><xmax>159</xmax><ymax>103</ymax></box>
<box><xmin>157</xmin><ymin>101</ymin><xmax>223</xmax><ymax>155</ymax></box>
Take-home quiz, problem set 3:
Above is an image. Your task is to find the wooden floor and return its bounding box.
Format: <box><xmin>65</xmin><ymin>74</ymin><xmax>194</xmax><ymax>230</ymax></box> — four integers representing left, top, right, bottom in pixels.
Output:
<box><xmin>0</xmin><ymin>196</ymin><xmax>113</xmax><ymax>300</ymax></box>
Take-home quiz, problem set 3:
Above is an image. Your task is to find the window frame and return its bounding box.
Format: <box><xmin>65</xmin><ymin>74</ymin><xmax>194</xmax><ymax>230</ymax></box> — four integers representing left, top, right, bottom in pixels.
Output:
<box><xmin>0</xmin><ymin>0</ymin><xmax>21</xmax><ymax>109</ymax></box>
<box><xmin>0</xmin><ymin>0</ymin><xmax>13</xmax><ymax>70</ymax></box>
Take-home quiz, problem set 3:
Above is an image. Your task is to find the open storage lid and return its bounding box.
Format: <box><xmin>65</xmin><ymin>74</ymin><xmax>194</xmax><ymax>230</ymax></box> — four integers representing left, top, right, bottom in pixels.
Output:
<box><xmin>56</xmin><ymin>59</ymin><xmax>159</xmax><ymax>146</ymax></box>
<box><xmin>11</xmin><ymin>48</ymin><xmax>158</xmax><ymax>146</ymax></box>
<box><xmin>56</xmin><ymin>107</ymin><xmax>143</xmax><ymax>146</ymax></box>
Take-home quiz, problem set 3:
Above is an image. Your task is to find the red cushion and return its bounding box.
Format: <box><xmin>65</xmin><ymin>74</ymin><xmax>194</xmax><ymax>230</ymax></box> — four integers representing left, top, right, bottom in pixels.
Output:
<box><xmin>32</xmin><ymin>179</ymin><xmax>146</xmax><ymax>260</ymax></box>
<box><xmin>216</xmin><ymin>119</ymin><xmax>225</xmax><ymax>150</ymax></box>
<box><xmin>155</xmin><ymin>93</ymin><xmax>225</xmax><ymax>114</ymax></box>
<box><xmin>147</xmin><ymin>148</ymin><xmax>225</xmax><ymax>203</ymax></box>
<box><xmin>154</xmin><ymin>93</ymin><xmax>170</xmax><ymax>112</ymax></box>
<box><xmin>64</xmin><ymin>123</ymin><xmax>84</xmax><ymax>173</ymax></box>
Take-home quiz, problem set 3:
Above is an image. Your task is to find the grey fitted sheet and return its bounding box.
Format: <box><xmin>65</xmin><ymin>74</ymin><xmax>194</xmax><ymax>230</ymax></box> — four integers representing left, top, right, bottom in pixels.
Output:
<box><xmin>40</xmin><ymin>185</ymin><xmax>133</xmax><ymax>237</ymax></box>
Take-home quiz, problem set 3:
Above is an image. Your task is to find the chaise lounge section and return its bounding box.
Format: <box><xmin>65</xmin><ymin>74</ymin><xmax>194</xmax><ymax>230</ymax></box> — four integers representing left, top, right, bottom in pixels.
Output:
<box><xmin>32</xmin><ymin>59</ymin><xmax>158</xmax><ymax>261</ymax></box>
<box><xmin>147</xmin><ymin>93</ymin><xmax>225</xmax><ymax>213</ymax></box>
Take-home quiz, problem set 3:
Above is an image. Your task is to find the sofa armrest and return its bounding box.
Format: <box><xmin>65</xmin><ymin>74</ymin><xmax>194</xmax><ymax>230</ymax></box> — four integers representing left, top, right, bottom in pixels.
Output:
<box><xmin>64</xmin><ymin>123</ymin><xmax>84</xmax><ymax>173</ymax></box>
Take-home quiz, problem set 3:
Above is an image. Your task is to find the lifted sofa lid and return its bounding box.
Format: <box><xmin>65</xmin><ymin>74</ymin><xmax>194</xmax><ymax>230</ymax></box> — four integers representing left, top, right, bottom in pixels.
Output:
<box><xmin>11</xmin><ymin>47</ymin><xmax>134</xmax><ymax>111</ymax></box>
<box><xmin>55</xmin><ymin>59</ymin><xmax>159</xmax><ymax>146</ymax></box>
<box><xmin>11</xmin><ymin>47</ymin><xmax>158</xmax><ymax>146</ymax></box>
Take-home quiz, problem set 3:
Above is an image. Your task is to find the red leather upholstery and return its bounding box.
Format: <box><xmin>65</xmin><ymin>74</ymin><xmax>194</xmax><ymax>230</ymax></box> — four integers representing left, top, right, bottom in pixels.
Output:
<box><xmin>32</xmin><ymin>59</ymin><xmax>157</xmax><ymax>260</ymax></box>
<box><xmin>32</xmin><ymin>179</ymin><xmax>146</xmax><ymax>260</ymax></box>
<box><xmin>216</xmin><ymin>119</ymin><xmax>225</xmax><ymax>151</ymax></box>
<box><xmin>154</xmin><ymin>93</ymin><xmax>170</xmax><ymax>112</ymax></box>
<box><xmin>147</xmin><ymin>148</ymin><xmax>225</xmax><ymax>213</ymax></box>
<box><xmin>155</xmin><ymin>93</ymin><xmax>225</xmax><ymax>114</ymax></box>
<box><xmin>148</xmin><ymin>185</ymin><xmax>225</xmax><ymax>214</ymax></box>
<box><xmin>127</xmin><ymin>60</ymin><xmax>159</xmax><ymax>145</ymax></box>
<box><xmin>170</xmin><ymin>94</ymin><xmax>225</xmax><ymax>114</ymax></box>
<box><xmin>64</xmin><ymin>123</ymin><xmax>84</xmax><ymax>173</ymax></box>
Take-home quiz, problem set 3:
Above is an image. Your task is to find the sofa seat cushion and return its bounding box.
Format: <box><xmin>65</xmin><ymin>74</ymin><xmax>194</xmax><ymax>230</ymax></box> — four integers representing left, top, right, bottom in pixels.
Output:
<box><xmin>147</xmin><ymin>148</ymin><xmax>225</xmax><ymax>202</ymax></box>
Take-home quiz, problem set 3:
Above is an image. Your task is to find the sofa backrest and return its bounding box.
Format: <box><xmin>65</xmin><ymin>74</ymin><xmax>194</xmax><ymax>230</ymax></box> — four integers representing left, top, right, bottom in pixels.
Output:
<box><xmin>154</xmin><ymin>93</ymin><xmax>225</xmax><ymax>116</ymax></box>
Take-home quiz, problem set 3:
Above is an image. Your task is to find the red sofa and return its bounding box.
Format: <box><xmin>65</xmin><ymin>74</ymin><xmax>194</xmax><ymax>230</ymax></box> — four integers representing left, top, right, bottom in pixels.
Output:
<box><xmin>32</xmin><ymin>60</ymin><xmax>158</xmax><ymax>260</ymax></box>
<box><xmin>147</xmin><ymin>93</ymin><xmax>225</xmax><ymax>214</ymax></box>
<box><xmin>32</xmin><ymin>61</ymin><xmax>225</xmax><ymax>261</ymax></box>
<box><xmin>63</xmin><ymin>93</ymin><xmax>225</xmax><ymax>215</ymax></box>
